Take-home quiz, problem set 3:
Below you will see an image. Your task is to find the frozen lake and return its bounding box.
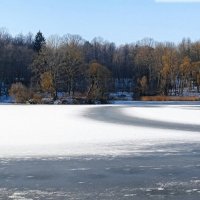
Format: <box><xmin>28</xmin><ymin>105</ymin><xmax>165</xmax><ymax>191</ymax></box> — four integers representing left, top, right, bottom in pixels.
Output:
<box><xmin>0</xmin><ymin>102</ymin><xmax>200</xmax><ymax>199</ymax></box>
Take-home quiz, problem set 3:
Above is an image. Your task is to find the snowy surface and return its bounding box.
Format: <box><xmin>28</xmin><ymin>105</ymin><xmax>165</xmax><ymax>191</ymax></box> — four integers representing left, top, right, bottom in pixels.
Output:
<box><xmin>123</xmin><ymin>105</ymin><xmax>200</xmax><ymax>125</ymax></box>
<box><xmin>0</xmin><ymin>104</ymin><xmax>200</xmax><ymax>158</ymax></box>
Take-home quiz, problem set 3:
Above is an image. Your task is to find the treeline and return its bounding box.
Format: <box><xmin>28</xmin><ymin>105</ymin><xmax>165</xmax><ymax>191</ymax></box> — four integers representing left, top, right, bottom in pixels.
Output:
<box><xmin>0</xmin><ymin>28</ymin><xmax>200</xmax><ymax>103</ymax></box>
<box><xmin>0</xmin><ymin>29</ymin><xmax>34</xmax><ymax>96</ymax></box>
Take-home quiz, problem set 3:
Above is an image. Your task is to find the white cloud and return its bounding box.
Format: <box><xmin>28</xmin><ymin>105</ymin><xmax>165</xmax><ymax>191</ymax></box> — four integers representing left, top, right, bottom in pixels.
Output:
<box><xmin>155</xmin><ymin>0</ymin><xmax>200</xmax><ymax>2</ymax></box>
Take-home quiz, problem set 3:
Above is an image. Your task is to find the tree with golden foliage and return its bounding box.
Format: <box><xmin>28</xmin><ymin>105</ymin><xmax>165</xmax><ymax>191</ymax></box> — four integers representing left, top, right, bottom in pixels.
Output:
<box><xmin>140</xmin><ymin>76</ymin><xmax>148</xmax><ymax>95</ymax></box>
<box><xmin>161</xmin><ymin>48</ymin><xmax>179</xmax><ymax>95</ymax></box>
<box><xmin>87</xmin><ymin>62</ymin><xmax>111</xmax><ymax>103</ymax></box>
<box><xmin>192</xmin><ymin>61</ymin><xmax>200</xmax><ymax>92</ymax></box>
<box><xmin>179</xmin><ymin>56</ymin><xmax>192</xmax><ymax>93</ymax></box>
<box><xmin>40</xmin><ymin>72</ymin><xmax>55</xmax><ymax>98</ymax></box>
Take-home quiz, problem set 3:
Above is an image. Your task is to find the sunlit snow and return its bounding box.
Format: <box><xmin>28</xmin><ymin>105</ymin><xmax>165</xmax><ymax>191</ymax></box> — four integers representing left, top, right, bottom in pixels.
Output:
<box><xmin>0</xmin><ymin>104</ymin><xmax>200</xmax><ymax>158</ymax></box>
<box><xmin>123</xmin><ymin>105</ymin><xmax>200</xmax><ymax>125</ymax></box>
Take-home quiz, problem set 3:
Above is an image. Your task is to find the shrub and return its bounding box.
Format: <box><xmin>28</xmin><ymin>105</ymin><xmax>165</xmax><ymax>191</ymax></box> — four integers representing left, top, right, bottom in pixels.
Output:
<box><xmin>28</xmin><ymin>93</ymin><xmax>42</xmax><ymax>104</ymax></box>
<box><xmin>9</xmin><ymin>82</ymin><xmax>30</xmax><ymax>103</ymax></box>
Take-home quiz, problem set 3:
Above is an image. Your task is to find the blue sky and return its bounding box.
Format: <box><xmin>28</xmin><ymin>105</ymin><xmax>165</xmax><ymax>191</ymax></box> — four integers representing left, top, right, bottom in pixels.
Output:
<box><xmin>0</xmin><ymin>0</ymin><xmax>200</xmax><ymax>44</ymax></box>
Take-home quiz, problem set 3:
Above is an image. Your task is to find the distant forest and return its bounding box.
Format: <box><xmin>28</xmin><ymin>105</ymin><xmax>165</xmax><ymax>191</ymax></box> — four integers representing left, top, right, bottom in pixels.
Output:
<box><xmin>0</xmin><ymin>28</ymin><xmax>200</xmax><ymax>103</ymax></box>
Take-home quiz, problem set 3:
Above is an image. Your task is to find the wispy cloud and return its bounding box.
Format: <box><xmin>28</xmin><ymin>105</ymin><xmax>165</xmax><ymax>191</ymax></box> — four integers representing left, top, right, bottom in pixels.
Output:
<box><xmin>155</xmin><ymin>0</ymin><xmax>200</xmax><ymax>3</ymax></box>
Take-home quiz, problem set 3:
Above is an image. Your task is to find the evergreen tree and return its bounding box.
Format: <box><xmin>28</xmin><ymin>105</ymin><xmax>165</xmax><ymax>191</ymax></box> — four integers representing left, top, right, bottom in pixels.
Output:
<box><xmin>33</xmin><ymin>31</ymin><xmax>45</xmax><ymax>53</ymax></box>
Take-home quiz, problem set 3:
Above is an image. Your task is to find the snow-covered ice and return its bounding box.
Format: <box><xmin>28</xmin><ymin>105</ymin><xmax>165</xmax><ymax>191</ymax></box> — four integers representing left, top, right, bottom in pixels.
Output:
<box><xmin>122</xmin><ymin>104</ymin><xmax>200</xmax><ymax>125</ymax></box>
<box><xmin>0</xmin><ymin>104</ymin><xmax>200</xmax><ymax>158</ymax></box>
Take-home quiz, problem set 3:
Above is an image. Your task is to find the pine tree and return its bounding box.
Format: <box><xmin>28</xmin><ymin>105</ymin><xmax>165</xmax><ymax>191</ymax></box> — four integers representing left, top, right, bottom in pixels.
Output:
<box><xmin>33</xmin><ymin>31</ymin><xmax>46</xmax><ymax>53</ymax></box>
